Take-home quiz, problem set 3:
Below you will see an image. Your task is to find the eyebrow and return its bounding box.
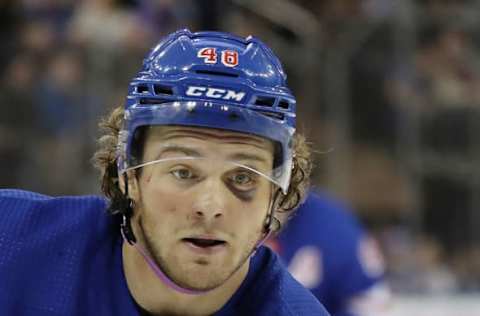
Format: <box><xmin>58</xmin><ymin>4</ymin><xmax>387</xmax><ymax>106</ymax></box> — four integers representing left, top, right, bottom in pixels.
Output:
<box><xmin>154</xmin><ymin>145</ymin><xmax>202</xmax><ymax>160</ymax></box>
<box><xmin>227</xmin><ymin>153</ymin><xmax>269</xmax><ymax>165</ymax></box>
<box><xmin>154</xmin><ymin>145</ymin><xmax>270</xmax><ymax>165</ymax></box>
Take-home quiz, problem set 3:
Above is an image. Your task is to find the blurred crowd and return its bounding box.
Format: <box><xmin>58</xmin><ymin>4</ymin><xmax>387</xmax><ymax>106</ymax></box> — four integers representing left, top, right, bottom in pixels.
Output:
<box><xmin>1</xmin><ymin>0</ymin><xmax>479</xmax><ymax>293</ymax></box>
<box><xmin>0</xmin><ymin>0</ymin><xmax>203</xmax><ymax>194</ymax></box>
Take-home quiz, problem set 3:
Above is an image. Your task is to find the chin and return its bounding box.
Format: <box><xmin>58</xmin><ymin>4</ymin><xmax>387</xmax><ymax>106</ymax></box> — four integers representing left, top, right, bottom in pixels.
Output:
<box><xmin>149</xmin><ymin>236</ymin><xmax>250</xmax><ymax>291</ymax></box>
<box><xmin>173</xmin><ymin>269</ymin><xmax>229</xmax><ymax>291</ymax></box>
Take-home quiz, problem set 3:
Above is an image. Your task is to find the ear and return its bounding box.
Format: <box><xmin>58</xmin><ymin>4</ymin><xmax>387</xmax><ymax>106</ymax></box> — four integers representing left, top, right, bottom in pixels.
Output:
<box><xmin>118</xmin><ymin>170</ymin><xmax>141</xmax><ymax>203</ymax></box>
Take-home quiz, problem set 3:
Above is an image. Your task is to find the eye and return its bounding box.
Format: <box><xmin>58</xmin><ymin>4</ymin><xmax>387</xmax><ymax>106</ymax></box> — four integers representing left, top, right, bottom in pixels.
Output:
<box><xmin>228</xmin><ymin>170</ymin><xmax>258</xmax><ymax>190</ymax></box>
<box><xmin>233</xmin><ymin>173</ymin><xmax>253</xmax><ymax>185</ymax></box>
<box><xmin>171</xmin><ymin>167</ymin><xmax>197</xmax><ymax>180</ymax></box>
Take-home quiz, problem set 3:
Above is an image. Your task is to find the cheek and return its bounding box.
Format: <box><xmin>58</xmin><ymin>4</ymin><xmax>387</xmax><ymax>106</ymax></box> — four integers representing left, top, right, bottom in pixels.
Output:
<box><xmin>138</xmin><ymin>178</ymin><xmax>185</xmax><ymax>219</ymax></box>
<box><xmin>243</xmin><ymin>185</ymin><xmax>272</xmax><ymax>215</ymax></box>
<box><xmin>231</xmin><ymin>196</ymin><xmax>271</xmax><ymax>229</ymax></box>
<box><xmin>141</xmin><ymin>188</ymin><xmax>183</xmax><ymax>216</ymax></box>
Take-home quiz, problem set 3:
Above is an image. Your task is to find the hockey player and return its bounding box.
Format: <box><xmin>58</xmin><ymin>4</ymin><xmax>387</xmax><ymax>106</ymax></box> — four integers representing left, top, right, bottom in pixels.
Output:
<box><xmin>271</xmin><ymin>191</ymin><xmax>391</xmax><ymax>316</ymax></box>
<box><xmin>0</xmin><ymin>30</ymin><xmax>329</xmax><ymax>315</ymax></box>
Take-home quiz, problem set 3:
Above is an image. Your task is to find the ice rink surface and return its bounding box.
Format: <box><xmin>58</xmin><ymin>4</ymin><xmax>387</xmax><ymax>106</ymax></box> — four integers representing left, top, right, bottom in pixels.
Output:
<box><xmin>388</xmin><ymin>294</ymin><xmax>480</xmax><ymax>316</ymax></box>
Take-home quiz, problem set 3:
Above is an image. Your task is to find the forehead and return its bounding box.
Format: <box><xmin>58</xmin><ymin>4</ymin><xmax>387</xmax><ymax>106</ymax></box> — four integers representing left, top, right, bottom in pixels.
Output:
<box><xmin>142</xmin><ymin>126</ymin><xmax>275</xmax><ymax>160</ymax></box>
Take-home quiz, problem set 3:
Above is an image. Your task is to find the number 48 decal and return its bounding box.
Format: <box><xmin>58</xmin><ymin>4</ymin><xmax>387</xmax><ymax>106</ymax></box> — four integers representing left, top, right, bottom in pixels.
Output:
<box><xmin>197</xmin><ymin>47</ymin><xmax>239</xmax><ymax>67</ymax></box>
<box><xmin>222</xmin><ymin>50</ymin><xmax>238</xmax><ymax>67</ymax></box>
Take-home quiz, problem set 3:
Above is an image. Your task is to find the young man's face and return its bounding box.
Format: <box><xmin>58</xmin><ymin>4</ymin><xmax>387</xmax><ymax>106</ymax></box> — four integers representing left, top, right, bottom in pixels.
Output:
<box><xmin>130</xmin><ymin>126</ymin><xmax>275</xmax><ymax>290</ymax></box>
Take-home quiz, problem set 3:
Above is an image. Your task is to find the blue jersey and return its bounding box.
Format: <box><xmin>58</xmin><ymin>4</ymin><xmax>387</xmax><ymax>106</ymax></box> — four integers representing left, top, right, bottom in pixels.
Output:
<box><xmin>274</xmin><ymin>191</ymin><xmax>386</xmax><ymax>316</ymax></box>
<box><xmin>0</xmin><ymin>189</ymin><xmax>329</xmax><ymax>316</ymax></box>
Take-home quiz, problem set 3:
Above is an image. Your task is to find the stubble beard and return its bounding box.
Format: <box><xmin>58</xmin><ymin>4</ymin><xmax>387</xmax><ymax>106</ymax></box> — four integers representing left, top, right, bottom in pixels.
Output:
<box><xmin>138</xmin><ymin>216</ymin><xmax>264</xmax><ymax>291</ymax></box>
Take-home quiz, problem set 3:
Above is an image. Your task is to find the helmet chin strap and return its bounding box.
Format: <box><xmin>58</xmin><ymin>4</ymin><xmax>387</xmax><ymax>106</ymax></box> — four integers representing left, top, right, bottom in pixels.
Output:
<box><xmin>121</xmin><ymin>221</ymin><xmax>205</xmax><ymax>295</ymax></box>
<box><xmin>120</xmin><ymin>175</ymin><xmax>280</xmax><ymax>296</ymax></box>
<box><xmin>251</xmin><ymin>188</ymin><xmax>282</xmax><ymax>254</ymax></box>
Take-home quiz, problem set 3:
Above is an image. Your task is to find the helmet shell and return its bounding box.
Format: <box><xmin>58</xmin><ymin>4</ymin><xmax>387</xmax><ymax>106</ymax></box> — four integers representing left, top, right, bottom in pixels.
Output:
<box><xmin>119</xmin><ymin>29</ymin><xmax>296</xmax><ymax>190</ymax></box>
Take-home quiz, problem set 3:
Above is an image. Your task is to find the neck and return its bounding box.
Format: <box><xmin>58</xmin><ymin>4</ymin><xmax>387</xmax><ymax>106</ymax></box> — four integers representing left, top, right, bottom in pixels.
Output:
<box><xmin>122</xmin><ymin>241</ymin><xmax>249</xmax><ymax>316</ymax></box>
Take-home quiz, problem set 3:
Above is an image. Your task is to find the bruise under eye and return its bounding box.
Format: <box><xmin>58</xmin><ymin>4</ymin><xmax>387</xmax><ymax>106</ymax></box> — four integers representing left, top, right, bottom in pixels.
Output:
<box><xmin>225</xmin><ymin>181</ymin><xmax>257</xmax><ymax>202</ymax></box>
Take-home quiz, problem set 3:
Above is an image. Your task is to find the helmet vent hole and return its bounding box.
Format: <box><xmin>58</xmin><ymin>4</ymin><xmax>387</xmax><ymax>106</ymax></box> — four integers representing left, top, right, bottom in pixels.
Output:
<box><xmin>136</xmin><ymin>85</ymin><xmax>149</xmax><ymax>94</ymax></box>
<box><xmin>195</xmin><ymin>70</ymin><xmax>239</xmax><ymax>78</ymax></box>
<box><xmin>278</xmin><ymin>99</ymin><xmax>290</xmax><ymax>109</ymax></box>
<box><xmin>154</xmin><ymin>85</ymin><xmax>174</xmax><ymax>95</ymax></box>
<box><xmin>254</xmin><ymin>96</ymin><xmax>275</xmax><ymax>107</ymax></box>
<box><xmin>139</xmin><ymin>98</ymin><xmax>171</xmax><ymax>105</ymax></box>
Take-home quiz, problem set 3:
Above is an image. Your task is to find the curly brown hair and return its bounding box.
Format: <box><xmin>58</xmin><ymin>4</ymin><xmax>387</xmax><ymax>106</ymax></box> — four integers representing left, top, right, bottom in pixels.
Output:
<box><xmin>92</xmin><ymin>106</ymin><xmax>313</xmax><ymax>229</ymax></box>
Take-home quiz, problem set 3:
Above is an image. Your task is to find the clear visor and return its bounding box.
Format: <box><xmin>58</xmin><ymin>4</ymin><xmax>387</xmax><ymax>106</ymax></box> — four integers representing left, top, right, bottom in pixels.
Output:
<box><xmin>123</xmin><ymin>156</ymin><xmax>284</xmax><ymax>193</ymax></box>
<box><xmin>117</xmin><ymin>102</ymin><xmax>294</xmax><ymax>193</ymax></box>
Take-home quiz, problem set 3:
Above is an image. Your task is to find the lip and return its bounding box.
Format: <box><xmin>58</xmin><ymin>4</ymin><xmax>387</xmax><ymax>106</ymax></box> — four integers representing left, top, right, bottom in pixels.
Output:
<box><xmin>181</xmin><ymin>235</ymin><xmax>228</xmax><ymax>255</ymax></box>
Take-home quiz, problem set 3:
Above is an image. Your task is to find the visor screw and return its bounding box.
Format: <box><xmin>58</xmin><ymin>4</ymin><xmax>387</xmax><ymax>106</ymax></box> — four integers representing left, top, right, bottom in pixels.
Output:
<box><xmin>229</xmin><ymin>112</ymin><xmax>240</xmax><ymax>120</ymax></box>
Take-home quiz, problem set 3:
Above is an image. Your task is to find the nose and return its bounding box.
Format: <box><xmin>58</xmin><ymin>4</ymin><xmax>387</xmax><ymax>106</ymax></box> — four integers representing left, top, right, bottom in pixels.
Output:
<box><xmin>191</xmin><ymin>178</ymin><xmax>226</xmax><ymax>221</ymax></box>
<box><xmin>194</xmin><ymin>209</ymin><xmax>223</xmax><ymax>219</ymax></box>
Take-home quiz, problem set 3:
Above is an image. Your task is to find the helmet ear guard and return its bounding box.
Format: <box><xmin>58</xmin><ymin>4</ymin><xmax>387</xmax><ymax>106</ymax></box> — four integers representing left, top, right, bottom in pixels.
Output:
<box><xmin>121</xmin><ymin>206</ymin><xmax>136</xmax><ymax>245</ymax></box>
<box><xmin>263</xmin><ymin>214</ymin><xmax>281</xmax><ymax>234</ymax></box>
<box><xmin>119</xmin><ymin>173</ymin><xmax>136</xmax><ymax>245</ymax></box>
<box><xmin>262</xmin><ymin>186</ymin><xmax>285</xmax><ymax>235</ymax></box>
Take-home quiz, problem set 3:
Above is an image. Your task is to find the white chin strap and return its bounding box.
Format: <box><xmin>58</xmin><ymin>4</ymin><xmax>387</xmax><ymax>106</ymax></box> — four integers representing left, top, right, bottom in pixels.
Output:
<box><xmin>121</xmin><ymin>219</ymin><xmax>275</xmax><ymax>295</ymax></box>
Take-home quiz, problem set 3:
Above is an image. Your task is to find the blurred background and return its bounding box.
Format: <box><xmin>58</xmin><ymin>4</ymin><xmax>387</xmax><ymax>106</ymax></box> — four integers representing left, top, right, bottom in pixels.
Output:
<box><xmin>1</xmin><ymin>0</ymin><xmax>479</xmax><ymax>314</ymax></box>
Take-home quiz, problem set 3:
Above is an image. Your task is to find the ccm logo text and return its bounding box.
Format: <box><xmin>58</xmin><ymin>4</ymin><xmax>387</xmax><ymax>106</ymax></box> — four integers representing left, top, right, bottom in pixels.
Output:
<box><xmin>185</xmin><ymin>86</ymin><xmax>245</xmax><ymax>101</ymax></box>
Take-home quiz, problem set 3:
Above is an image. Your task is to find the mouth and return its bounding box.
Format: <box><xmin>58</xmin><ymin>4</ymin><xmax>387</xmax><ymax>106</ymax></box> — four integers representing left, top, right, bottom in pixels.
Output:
<box><xmin>182</xmin><ymin>237</ymin><xmax>227</xmax><ymax>248</ymax></box>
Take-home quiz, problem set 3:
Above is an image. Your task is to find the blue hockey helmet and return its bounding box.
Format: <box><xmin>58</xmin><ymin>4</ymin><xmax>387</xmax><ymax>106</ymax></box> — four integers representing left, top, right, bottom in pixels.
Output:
<box><xmin>117</xmin><ymin>29</ymin><xmax>296</xmax><ymax>193</ymax></box>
